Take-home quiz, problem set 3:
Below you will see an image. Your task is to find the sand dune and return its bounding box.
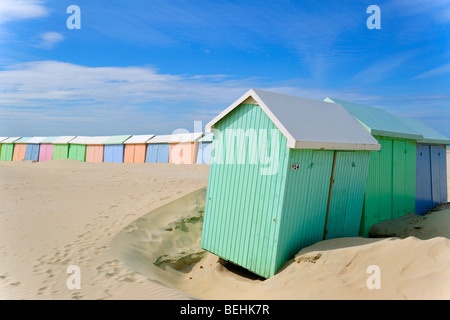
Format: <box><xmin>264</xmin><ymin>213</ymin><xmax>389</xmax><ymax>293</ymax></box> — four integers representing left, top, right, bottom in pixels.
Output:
<box><xmin>0</xmin><ymin>160</ymin><xmax>449</xmax><ymax>300</ymax></box>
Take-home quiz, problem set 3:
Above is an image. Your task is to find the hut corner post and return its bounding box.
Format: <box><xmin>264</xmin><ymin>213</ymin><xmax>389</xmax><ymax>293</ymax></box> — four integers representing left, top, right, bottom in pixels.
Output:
<box><xmin>323</xmin><ymin>151</ymin><xmax>337</xmax><ymax>240</ymax></box>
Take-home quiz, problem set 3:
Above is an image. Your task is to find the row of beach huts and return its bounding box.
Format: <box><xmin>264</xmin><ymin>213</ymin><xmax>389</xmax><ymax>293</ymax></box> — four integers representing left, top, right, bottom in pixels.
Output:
<box><xmin>199</xmin><ymin>89</ymin><xmax>450</xmax><ymax>278</ymax></box>
<box><xmin>0</xmin><ymin>133</ymin><xmax>214</xmax><ymax>165</ymax></box>
<box><xmin>1</xmin><ymin>88</ymin><xmax>449</xmax><ymax>279</ymax></box>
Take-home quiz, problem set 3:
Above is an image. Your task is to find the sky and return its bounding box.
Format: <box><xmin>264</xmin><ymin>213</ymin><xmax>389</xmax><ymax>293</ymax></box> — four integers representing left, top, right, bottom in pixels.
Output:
<box><xmin>0</xmin><ymin>0</ymin><xmax>449</xmax><ymax>138</ymax></box>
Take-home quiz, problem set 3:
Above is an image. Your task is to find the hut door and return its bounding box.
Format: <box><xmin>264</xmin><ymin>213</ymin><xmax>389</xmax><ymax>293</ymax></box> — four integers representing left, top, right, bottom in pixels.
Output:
<box><xmin>431</xmin><ymin>145</ymin><xmax>446</xmax><ymax>205</ymax></box>
<box><xmin>324</xmin><ymin>151</ymin><xmax>370</xmax><ymax>239</ymax></box>
<box><xmin>415</xmin><ymin>144</ymin><xmax>433</xmax><ymax>215</ymax></box>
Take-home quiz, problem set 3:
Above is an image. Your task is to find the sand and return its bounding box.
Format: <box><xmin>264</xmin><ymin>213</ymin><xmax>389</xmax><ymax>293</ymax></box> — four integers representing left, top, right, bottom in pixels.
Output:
<box><xmin>0</xmin><ymin>159</ymin><xmax>449</xmax><ymax>300</ymax></box>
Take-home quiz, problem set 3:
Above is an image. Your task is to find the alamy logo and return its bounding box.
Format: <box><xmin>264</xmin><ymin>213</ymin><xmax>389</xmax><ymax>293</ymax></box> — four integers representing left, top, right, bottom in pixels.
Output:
<box><xmin>367</xmin><ymin>5</ymin><xmax>381</xmax><ymax>30</ymax></box>
<box><xmin>66</xmin><ymin>265</ymin><xmax>81</xmax><ymax>290</ymax></box>
<box><xmin>67</xmin><ymin>5</ymin><xmax>81</xmax><ymax>30</ymax></box>
<box><xmin>366</xmin><ymin>265</ymin><xmax>381</xmax><ymax>289</ymax></box>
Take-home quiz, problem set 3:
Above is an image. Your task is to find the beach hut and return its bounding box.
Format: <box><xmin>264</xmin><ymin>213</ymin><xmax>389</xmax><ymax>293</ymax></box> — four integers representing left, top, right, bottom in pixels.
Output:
<box><xmin>24</xmin><ymin>137</ymin><xmax>47</xmax><ymax>161</ymax></box>
<box><xmin>146</xmin><ymin>135</ymin><xmax>171</xmax><ymax>163</ymax></box>
<box><xmin>448</xmin><ymin>145</ymin><xmax>450</xmax><ymax>202</ymax></box>
<box><xmin>324</xmin><ymin>98</ymin><xmax>423</xmax><ymax>237</ymax></box>
<box><xmin>168</xmin><ymin>132</ymin><xmax>203</xmax><ymax>164</ymax></box>
<box><xmin>68</xmin><ymin>136</ymin><xmax>90</xmax><ymax>162</ymax></box>
<box><xmin>196</xmin><ymin>133</ymin><xmax>214</xmax><ymax>164</ymax></box>
<box><xmin>397</xmin><ymin>117</ymin><xmax>450</xmax><ymax>215</ymax></box>
<box><xmin>123</xmin><ymin>134</ymin><xmax>155</xmax><ymax>163</ymax></box>
<box><xmin>84</xmin><ymin>136</ymin><xmax>111</xmax><ymax>163</ymax></box>
<box><xmin>0</xmin><ymin>137</ymin><xmax>20</xmax><ymax>161</ymax></box>
<box><xmin>52</xmin><ymin>136</ymin><xmax>76</xmax><ymax>160</ymax></box>
<box><xmin>201</xmin><ymin>89</ymin><xmax>380</xmax><ymax>278</ymax></box>
<box><xmin>38</xmin><ymin>137</ymin><xmax>58</xmax><ymax>162</ymax></box>
<box><xmin>12</xmin><ymin>137</ymin><xmax>31</xmax><ymax>161</ymax></box>
<box><xmin>0</xmin><ymin>137</ymin><xmax>7</xmax><ymax>160</ymax></box>
<box><xmin>103</xmin><ymin>135</ymin><xmax>132</xmax><ymax>163</ymax></box>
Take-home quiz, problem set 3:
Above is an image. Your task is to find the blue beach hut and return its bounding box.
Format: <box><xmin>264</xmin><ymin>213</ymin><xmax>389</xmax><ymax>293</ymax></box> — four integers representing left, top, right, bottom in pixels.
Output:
<box><xmin>398</xmin><ymin>117</ymin><xmax>450</xmax><ymax>215</ymax></box>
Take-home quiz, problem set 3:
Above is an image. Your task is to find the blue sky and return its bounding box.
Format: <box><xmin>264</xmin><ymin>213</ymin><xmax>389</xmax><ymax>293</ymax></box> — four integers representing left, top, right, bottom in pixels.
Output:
<box><xmin>0</xmin><ymin>0</ymin><xmax>449</xmax><ymax>137</ymax></box>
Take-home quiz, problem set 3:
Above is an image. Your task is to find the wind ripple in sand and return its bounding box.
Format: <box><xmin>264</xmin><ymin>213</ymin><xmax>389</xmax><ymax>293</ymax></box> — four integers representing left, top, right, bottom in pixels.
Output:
<box><xmin>112</xmin><ymin>187</ymin><xmax>206</xmax><ymax>294</ymax></box>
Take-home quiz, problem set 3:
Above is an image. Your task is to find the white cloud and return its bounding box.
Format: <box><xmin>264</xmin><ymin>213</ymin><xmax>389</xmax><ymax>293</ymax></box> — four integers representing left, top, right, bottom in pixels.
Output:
<box><xmin>0</xmin><ymin>60</ymin><xmax>448</xmax><ymax>138</ymax></box>
<box><xmin>37</xmin><ymin>31</ymin><xmax>64</xmax><ymax>49</ymax></box>
<box><xmin>0</xmin><ymin>0</ymin><xmax>48</xmax><ymax>25</ymax></box>
<box><xmin>414</xmin><ymin>63</ymin><xmax>450</xmax><ymax>79</ymax></box>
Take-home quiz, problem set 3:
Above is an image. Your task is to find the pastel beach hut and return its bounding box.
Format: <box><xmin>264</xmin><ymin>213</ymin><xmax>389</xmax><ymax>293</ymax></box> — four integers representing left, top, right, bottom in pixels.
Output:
<box><xmin>201</xmin><ymin>89</ymin><xmax>380</xmax><ymax>278</ymax></box>
<box><xmin>103</xmin><ymin>135</ymin><xmax>132</xmax><ymax>163</ymax></box>
<box><xmin>168</xmin><ymin>132</ymin><xmax>203</xmax><ymax>165</ymax></box>
<box><xmin>145</xmin><ymin>135</ymin><xmax>171</xmax><ymax>163</ymax></box>
<box><xmin>24</xmin><ymin>137</ymin><xmax>47</xmax><ymax>161</ymax></box>
<box><xmin>0</xmin><ymin>137</ymin><xmax>8</xmax><ymax>160</ymax></box>
<box><xmin>196</xmin><ymin>133</ymin><xmax>214</xmax><ymax>164</ymax></box>
<box><xmin>68</xmin><ymin>136</ymin><xmax>90</xmax><ymax>162</ymax></box>
<box><xmin>38</xmin><ymin>136</ymin><xmax>58</xmax><ymax>162</ymax></box>
<box><xmin>84</xmin><ymin>136</ymin><xmax>111</xmax><ymax>163</ymax></box>
<box><xmin>52</xmin><ymin>136</ymin><xmax>76</xmax><ymax>160</ymax></box>
<box><xmin>397</xmin><ymin>117</ymin><xmax>450</xmax><ymax>215</ymax></box>
<box><xmin>0</xmin><ymin>137</ymin><xmax>20</xmax><ymax>161</ymax></box>
<box><xmin>12</xmin><ymin>137</ymin><xmax>31</xmax><ymax>161</ymax></box>
<box><xmin>123</xmin><ymin>134</ymin><xmax>155</xmax><ymax>163</ymax></box>
<box><xmin>324</xmin><ymin>98</ymin><xmax>423</xmax><ymax>236</ymax></box>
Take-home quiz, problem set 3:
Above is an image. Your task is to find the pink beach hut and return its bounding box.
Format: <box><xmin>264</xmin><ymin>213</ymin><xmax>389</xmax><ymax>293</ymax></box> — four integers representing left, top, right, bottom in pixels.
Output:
<box><xmin>38</xmin><ymin>137</ymin><xmax>58</xmax><ymax>162</ymax></box>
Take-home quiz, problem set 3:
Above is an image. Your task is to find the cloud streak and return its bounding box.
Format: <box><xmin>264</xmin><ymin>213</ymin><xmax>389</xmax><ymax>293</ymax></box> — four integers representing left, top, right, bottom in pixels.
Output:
<box><xmin>0</xmin><ymin>0</ymin><xmax>48</xmax><ymax>25</ymax></box>
<box><xmin>36</xmin><ymin>32</ymin><xmax>65</xmax><ymax>49</ymax></box>
<box><xmin>0</xmin><ymin>60</ymin><xmax>448</xmax><ymax>138</ymax></box>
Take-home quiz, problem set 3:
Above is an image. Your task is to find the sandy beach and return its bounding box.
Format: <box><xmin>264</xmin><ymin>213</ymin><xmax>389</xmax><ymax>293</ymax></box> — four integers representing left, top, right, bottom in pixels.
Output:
<box><xmin>0</xmin><ymin>159</ymin><xmax>449</xmax><ymax>300</ymax></box>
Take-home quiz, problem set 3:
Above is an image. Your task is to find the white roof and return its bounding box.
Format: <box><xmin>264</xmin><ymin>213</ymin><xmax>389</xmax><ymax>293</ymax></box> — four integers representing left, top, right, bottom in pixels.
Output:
<box><xmin>124</xmin><ymin>134</ymin><xmax>155</xmax><ymax>144</ymax></box>
<box><xmin>26</xmin><ymin>137</ymin><xmax>48</xmax><ymax>144</ymax></box>
<box><xmin>52</xmin><ymin>136</ymin><xmax>76</xmax><ymax>144</ymax></box>
<box><xmin>206</xmin><ymin>89</ymin><xmax>381</xmax><ymax>150</ymax></box>
<box><xmin>147</xmin><ymin>132</ymin><xmax>203</xmax><ymax>144</ymax></box>
<box><xmin>69</xmin><ymin>136</ymin><xmax>111</xmax><ymax>145</ymax></box>
<box><xmin>0</xmin><ymin>137</ymin><xmax>8</xmax><ymax>143</ymax></box>
<box><xmin>2</xmin><ymin>137</ymin><xmax>21</xmax><ymax>143</ymax></box>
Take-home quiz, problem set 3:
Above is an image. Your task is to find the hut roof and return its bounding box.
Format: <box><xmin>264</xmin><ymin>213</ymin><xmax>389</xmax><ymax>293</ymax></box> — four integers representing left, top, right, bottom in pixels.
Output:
<box><xmin>198</xmin><ymin>133</ymin><xmax>213</xmax><ymax>143</ymax></box>
<box><xmin>206</xmin><ymin>89</ymin><xmax>381</xmax><ymax>150</ymax></box>
<box><xmin>104</xmin><ymin>135</ymin><xmax>132</xmax><ymax>145</ymax></box>
<box><xmin>2</xmin><ymin>137</ymin><xmax>21</xmax><ymax>143</ymax></box>
<box><xmin>148</xmin><ymin>133</ymin><xmax>203</xmax><ymax>144</ymax></box>
<box><xmin>0</xmin><ymin>137</ymin><xmax>8</xmax><ymax>143</ymax></box>
<box><xmin>69</xmin><ymin>136</ymin><xmax>111</xmax><ymax>145</ymax></box>
<box><xmin>397</xmin><ymin>116</ymin><xmax>450</xmax><ymax>145</ymax></box>
<box><xmin>51</xmin><ymin>136</ymin><xmax>77</xmax><ymax>144</ymax></box>
<box><xmin>14</xmin><ymin>137</ymin><xmax>32</xmax><ymax>143</ymax></box>
<box><xmin>124</xmin><ymin>134</ymin><xmax>155</xmax><ymax>144</ymax></box>
<box><xmin>325</xmin><ymin>97</ymin><xmax>423</xmax><ymax>140</ymax></box>
<box><xmin>40</xmin><ymin>136</ymin><xmax>59</xmax><ymax>143</ymax></box>
<box><xmin>26</xmin><ymin>137</ymin><xmax>48</xmax><ymax>144</ymax></box>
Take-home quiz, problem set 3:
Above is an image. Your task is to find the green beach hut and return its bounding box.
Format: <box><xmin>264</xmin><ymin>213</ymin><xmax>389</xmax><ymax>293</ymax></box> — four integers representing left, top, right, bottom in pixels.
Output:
<box><xmin>52</xmin><ymin>136</ymin><xmax>76</xmax><ymax>160</ymax></box>
<box><xmin>0</xmin><ymin>137</ymin><xmax>15</xmax><ymax>161</ymax></box>
<box><xmin>68</xmin><ymin>136</ymin><xmax>90</xmax><ymax>162</ymax></box>
<box><xmin>324</xmin><ymin>98</ymin><xmax>423</xmax><ymax>237</ymax></box>
<box><xmin>0</xmin><ymin>137</ymin><xmax>8</xmax><ymax>160</ymax></box>
<box><xmin>201</xmin><ymin>89</ymin><xmax>380</xmax><ymax>278</ymax></box>
<box><xmin>0</xmin><ymin>137</ymin><xmax>20</xmax><ymax>161</ymax></box>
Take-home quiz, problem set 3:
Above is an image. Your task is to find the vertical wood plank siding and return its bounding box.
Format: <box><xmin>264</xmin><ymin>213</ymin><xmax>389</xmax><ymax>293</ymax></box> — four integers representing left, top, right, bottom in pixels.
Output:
<box><xmin>201</xmin><ymin>104</ymin><xmax>289</xmax><ymax>278</ymax></box>
<box><xmin>52</xmin><ymin>144</ymin><xmax>70</xmax><ymax>160</ymax></box>
<box><xmin>68</xmin><ymin>144</ymin><xmax>86</xmax><ymax>162</ymax></box>
<box><xmin>0</xmin><ymin>144</ymin><xmax>14</xmax><ymax>161</ymax></box>
<box><xmin>360</xmin><ymin>136</ymin><xmax>416</xmax><ymax>236</ymax></box>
